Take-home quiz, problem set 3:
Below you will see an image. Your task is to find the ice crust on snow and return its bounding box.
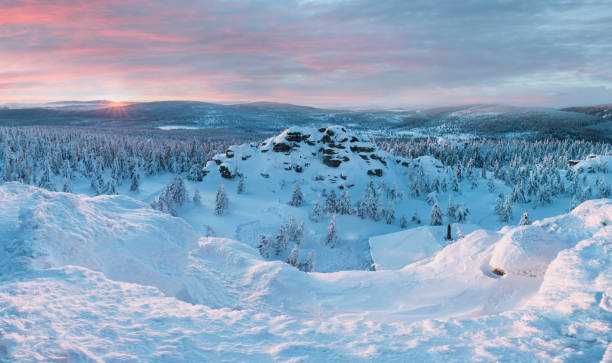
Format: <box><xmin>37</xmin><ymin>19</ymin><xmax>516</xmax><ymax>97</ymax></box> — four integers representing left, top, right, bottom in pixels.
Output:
<box><xmin>0</xmin><ymin>182</ymin><xmax>611</xmax><ymax>361</ymax></box>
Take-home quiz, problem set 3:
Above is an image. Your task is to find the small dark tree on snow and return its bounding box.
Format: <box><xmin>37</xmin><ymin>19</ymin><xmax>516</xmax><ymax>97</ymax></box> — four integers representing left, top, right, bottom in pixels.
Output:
<box><xmin>285</xmin><ymin>244</ymin><xmax>300</xmax><ymax>267</ymax></box>
<box><xmin>325</xmin><ymin>214</ymin><xmax>339</xmax><ymax>248</ymax></box>
<box><xmin>430</xmin><ymin>202</ymin><xmax>443</xmax><ymax>226</ymax></box>
<box><xmin>386</xmin><ymin>201</ymin><xmax>395</xmax><ymax>224</ymax></box>
<box><xmin>519</xmin><ymin>210</ymin><xmax>530</xmax><ymax>226</ymax></box>
<box><xmin>215</xmin><ymin>184</ymin><xmax>228</xmax><ymax>215</ymax></box>
<box><xmin>400</xmin><ymin>215</ymin><xmax>408</xmax><ymax>228</ymax></box>
<box><xmin>289</xmin><ymin>183</ymin><xmax>304</xmax><ymax>207</ymax></box>
<box><xmin>193</xmin><ymin>189</ymin><xmax>201</xmax><ymax>205</ymax></box>
<box><xmin>311</xmin><ymin>194</ymin><xmax>323</xmax><ymax>222</ymax></box>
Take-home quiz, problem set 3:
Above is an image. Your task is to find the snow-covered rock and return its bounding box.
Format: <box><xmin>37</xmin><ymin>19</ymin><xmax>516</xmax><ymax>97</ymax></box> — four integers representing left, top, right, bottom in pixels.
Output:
<box><xmin>201</xmin><ymin>125</ymin><xmax>435</xmax><ymax>196</ymax></box>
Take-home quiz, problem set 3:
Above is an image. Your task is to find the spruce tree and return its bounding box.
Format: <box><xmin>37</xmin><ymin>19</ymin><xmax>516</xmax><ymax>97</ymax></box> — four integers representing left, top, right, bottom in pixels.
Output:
<box><xmin>386</xmin><ymin>201</ymin><xmax>395</xmax><ymax>224</ymax></box>
<box><xmin>338</xmin><ymin>190</ymin><xmax>352</xmax><ymax>215</ymax></box>
<box><xmin>430</xmin><ymin>202</ymin><xmax>443</xmax><ymax>226</ymax></box>
<box><xmin>215</xmin><ymin>184</ymin><xmax>229</xmax><ymax>215</ymax></box>
<box><xmin>325</xmin><ymin>189</ymin><xmax>338</xmax><ymax>214</ymax></box>
<box><xmin>446</xmin><ymin>194</ymin><xmax>457</xmax><ymax>221</ymax></box>
<box><xmin>411</xmin><ymin>209</ymin><xmax>421</xmax><ymax>224</ymax></box>
<box><xmin>501</xmin><ymin>196</ymin><xmax>513</xmax><ymax>223</ymax></box>
<box><xmin>455</xmin><ymin>204</ymin><xmax>469</xmax><ymax>222</ymax></box>
<box><xmin>519</xmin><ymin>210</ymin><xmax>530</xmax><ymax>226</ymax></box>
<box><xmin>305</xmin><ymin>251</ymin><xmax>315</xmax><ymax>272</ymax></box>
<box><xmin>258</xmin><ymin>234</ymin><xmax>274</xmax><ymax>259</ymax></box>
<box><xmin>237</xmin><ymin>175</ymin><xmax>245</xmax><ymax>194</ymax></box>
<box><xmin>311</xmin><ymin>194</ymin><xmax>323</xmax><ymax>222</ymax></box>
<box><xmin>325</xmin><ymin>214</ymin><xmax>339</xmax><ymax>248</ymax></box>
<box><xmin>285</xmin><ymin>244</ymin><xmax>300</xmax><ymax>267</ymax></box>
<box><xmin>193</xmin><ymin>189</ymin><xmax>201</xmax><ymax>205</ymax></box>
<box><xmin>289</xmin><ymin>183</ymin><xmax>304</xmax><ymax>207</ymax></box>
<box><xmin>62</xmin><ymin>178</ymin><xmax>73</xmax><ymax>193</ymax></box>
<box><xmin>399</xmin><ymin>215</ymin><xmax>408</xmax><ymax>228</ymax></box>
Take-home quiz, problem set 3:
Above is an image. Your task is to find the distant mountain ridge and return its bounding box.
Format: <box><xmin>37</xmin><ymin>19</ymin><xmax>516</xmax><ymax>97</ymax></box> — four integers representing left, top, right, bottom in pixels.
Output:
<box><xmin>0</xmin><ymin>100</ymin><xmax>610</xmax><ymax>141</ymax></box>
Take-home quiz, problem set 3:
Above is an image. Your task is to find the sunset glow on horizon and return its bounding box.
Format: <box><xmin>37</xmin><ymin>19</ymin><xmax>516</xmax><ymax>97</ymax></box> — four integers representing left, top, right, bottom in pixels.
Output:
<box><xmin>1</xmin><ymin>0</ymin><xmax>611</xmax><ymax>108</ymax></box>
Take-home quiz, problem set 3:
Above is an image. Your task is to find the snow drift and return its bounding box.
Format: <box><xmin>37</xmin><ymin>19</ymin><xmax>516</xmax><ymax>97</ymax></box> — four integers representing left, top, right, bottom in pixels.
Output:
<box><xmin>0</xmin><ymin>182</ymin><xmax>611</xmax><ymax>361</ymax></box>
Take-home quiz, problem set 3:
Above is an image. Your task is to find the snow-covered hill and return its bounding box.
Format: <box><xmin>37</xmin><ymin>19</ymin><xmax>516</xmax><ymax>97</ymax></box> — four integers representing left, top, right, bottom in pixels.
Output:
<box><xmin>1</xmin><ymin>182</ymin><xmax>611</xmax><ymax>361</ymax></box>
<box><xmin>202</xmin><ymin>125</ymin><xmax>417</xmax><ymax>192</ymax></box>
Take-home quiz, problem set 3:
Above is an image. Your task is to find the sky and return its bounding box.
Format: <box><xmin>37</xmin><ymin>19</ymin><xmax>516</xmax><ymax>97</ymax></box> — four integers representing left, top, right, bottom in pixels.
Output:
<box><xmin>1</xmin><ymin>0</ymin><xmax>611</xmax><ymax>108</ymax></box>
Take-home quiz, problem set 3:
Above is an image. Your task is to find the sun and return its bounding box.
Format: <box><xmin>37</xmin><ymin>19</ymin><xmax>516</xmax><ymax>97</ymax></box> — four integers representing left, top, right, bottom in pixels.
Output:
<box><xmin>109</xmin><ymin>100</ymin><xmax>125</xmax><ymax>107</ymax></box>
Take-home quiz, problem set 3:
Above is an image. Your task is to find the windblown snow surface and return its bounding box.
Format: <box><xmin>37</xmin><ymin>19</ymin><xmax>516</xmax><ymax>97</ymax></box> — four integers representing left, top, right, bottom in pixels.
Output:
<box><xmin>0</xmin><ymin>182</ymin><xmax>611</xmax><ymax>361</ymax></box>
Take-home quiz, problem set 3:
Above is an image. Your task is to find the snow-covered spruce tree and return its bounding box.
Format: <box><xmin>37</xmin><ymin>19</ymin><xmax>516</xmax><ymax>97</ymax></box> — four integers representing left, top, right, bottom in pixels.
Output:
<box><xmin>237</xmin><ymin>175</ymin><xmax>245</xmax><ymax>194</ymax></box>
<box><xmin>193</xmin><ymin>189</ymin><xmax>201</xmax><ymax>205</ymax></box>
<box><xmin>38</xmin><ymin>162</ymin><xmax>56</xmax><ymax>191</ymax></box>
<box><xmin>487</xmin><ymin>177</ymin><xmax>495</xmax><ymax>193</ymax></box>
<box><xmin>289</xmin><ymin>183</ymin><xmax>304</xmax><ymax>207</ymax></box>
<box><xmin>501</xmin><ymin>196</ymin><xmax>513</xmax><ymax>223</ymax></box>
<box><xmin>62</xmin><ymin>178</ymin><xmax>73</xmax><ymax>193</ymax></box>
<box><xmin>494</xmin><ymin>193</ymin><xmax>505</xmax><ymax>216</ymax></box>
<box><xmin>274</xmin><ymin>223</ymin><xmax>289</xmax><ymax>257</ymax></box>
<box><xmin>287</xmin><ymin>218</ymin><xmax>305</xmax><ymax>247</ymax></box>
<box><xmin>311</xmin><ymin>194</ymin><xmax>323</xmax><ymax>222</ymax></box>
<box><xmin>187</xmin><ymin>164</ymin><xmax>203</xmax><ymax>182</ymax></box>
<box><xmin>430</xmin><ymin>202</ymin><xmax>443</xmax><ymax>226</ymax></box>
<box><xmin>426</xmin><ymin>192</ymin><xmax>438</xmax><ymax>206</ymax></box>
<box><xmin>373</xmin><ymin>192</ymin><xmax>383</xmax><ymax>221</ymax></box>
<box><xmin>411</xmin><ymin>209</ymin><xmax>421</xmax><ymax>224</ymax></box>
<box><xmin>325</xmin><ymin>189</ymin><xmax>338</xmax><ymax>214</ymax></box>
<box><xmin>399</xmin><ymin>215</ymin><xmax>408</xmax><ymax>228</ymax></box>
<box><xmin>215</xmin><ymin>184</ymin><xmax>229</xmax><ymax>215</ymax></box>
<box><xmin>305</xmin><ymin>250</ymin><xmax>315</xmax><ymax>272</ymax></box>
<box><xmin>390</xmin><ymin>182</ymin><xmax>402</xmax><ymax>200</ymax></box>
<box><xmin>446</xmin><ymin>194</ymin><xmax>457</xmax><ymax>221</ymax></box>
<box><xmin>285</xmin><ymin>244</ymin><xmax>300</xmax><ymax>267</ymax></box>
<box><xmin>105</xmin><ymin>177</ymin><xmax>117</xmax><ymax>195</ymax></box>
<box><xmin>455</xmin><ymin>204</ymin><xmax>469</xmax><ymax>222</ymax></box>
<box><xmin>337</xmin><ymin>190</ymin><xmax>352</xmax><ymax>215</ymax></box>
<box><xmin>129</xmin><ymin>166</ymin><xmax>140</xmax><ymax>192</ymax></box>
<box><xmin>519</xmin><ymin>210</ymin><xmax>530</xmax><ymax>226</ymax></box>
<box><xmin>431</xmin><ymin>178</ymin><xmax>440</xmax><ymax>193</ymax></box>
<box><xmin>325</xmin><ymin>214</ymin><xmax>339</xmax><ymax>248</ymax></box>
<box><xmin>451</xmin><ymin>176</ymin><xmax>460</xmax><ymax>193</ymax></box>
<box><xmin>169</xmin><ymin>174</ymin><xmax>188</xmax><ymax>206</ymax></box>
<box><xmin>258</xmin><ymin>234</ymin><xmax>274</xmax><ymax>259</ymax></box>
<box><xmin>386</xmin><ymin>201</ymin><xmax>395</xmax><ymax>224</ymax></box>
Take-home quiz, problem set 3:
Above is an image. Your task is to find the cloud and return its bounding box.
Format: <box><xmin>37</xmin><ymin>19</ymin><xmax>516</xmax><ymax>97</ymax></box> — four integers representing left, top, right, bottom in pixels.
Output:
<box><xmin>0</xmin><ymin>0</ymin><xmax>611</xmax><ymax>107</ymax></box>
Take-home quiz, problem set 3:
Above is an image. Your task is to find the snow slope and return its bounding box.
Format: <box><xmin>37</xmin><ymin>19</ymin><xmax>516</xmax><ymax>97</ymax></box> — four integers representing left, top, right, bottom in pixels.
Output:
<box><xmin>1</xmin><ymin>183</ymin><xmax>611</xmax><ymax>361</ymax></box>
<box><xmin>369</xmin><ymin>223</ymin><xmax>481</xmax><ymax>270</ymax></box>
